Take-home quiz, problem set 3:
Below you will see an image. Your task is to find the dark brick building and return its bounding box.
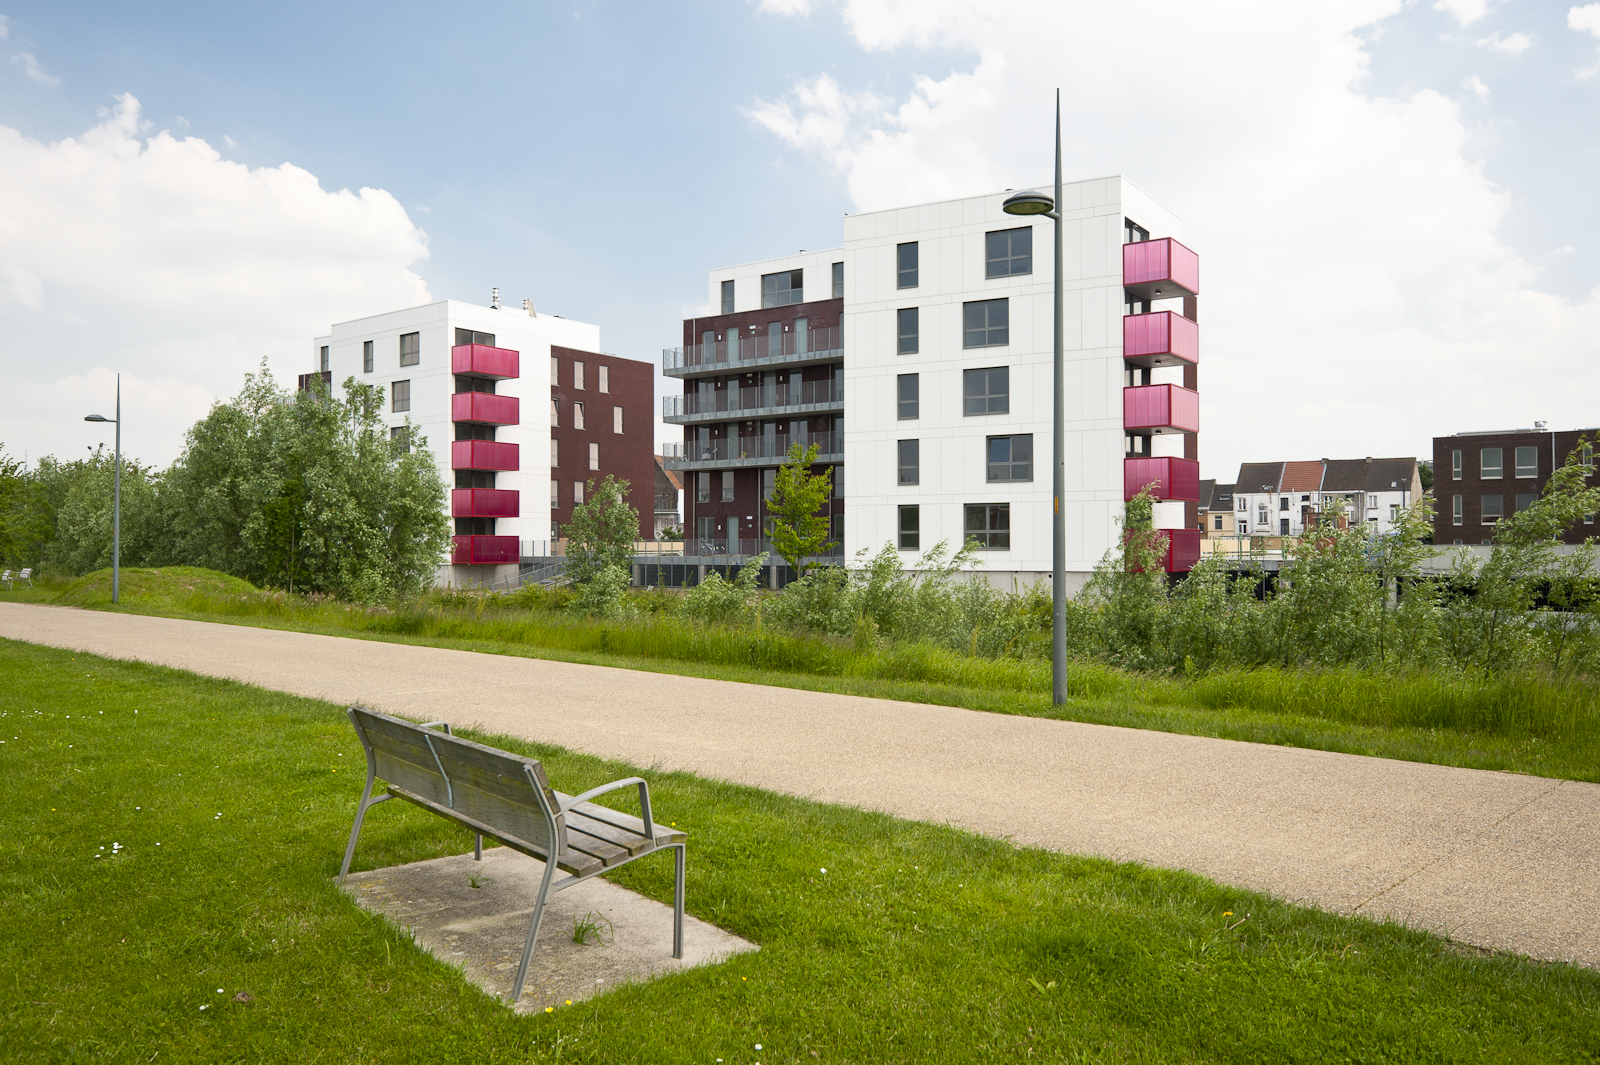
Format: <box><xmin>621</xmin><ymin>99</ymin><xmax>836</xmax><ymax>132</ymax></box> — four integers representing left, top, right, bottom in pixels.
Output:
<box><xmin>549</xmin><ymin>345</ymin><xmax>657</xmax><ymax>541</ymax></box>
<box><xmin>1432</xmin><ymin>426</ymin><xmax>1599</xmax><ymax>545</ymax></box>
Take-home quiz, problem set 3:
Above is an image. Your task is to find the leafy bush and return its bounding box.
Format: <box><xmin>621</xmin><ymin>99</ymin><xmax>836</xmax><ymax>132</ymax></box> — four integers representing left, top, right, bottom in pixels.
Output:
<box><xmin>681</xmin><ymin>552</ymin><xmax>768</xmax><ymax>626</ymax></box>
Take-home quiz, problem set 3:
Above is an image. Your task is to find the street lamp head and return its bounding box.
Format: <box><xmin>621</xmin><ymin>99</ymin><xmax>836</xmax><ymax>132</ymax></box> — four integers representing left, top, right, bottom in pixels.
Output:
<box><xmin>1002</xmin><ymin>190</ymin><xmax>1055</xmax><ymax>216</ymax></box>
<box><xmin>84</xmin><ymin>414</ymin><xmax>111</xmax><ymax>423</ymax></box>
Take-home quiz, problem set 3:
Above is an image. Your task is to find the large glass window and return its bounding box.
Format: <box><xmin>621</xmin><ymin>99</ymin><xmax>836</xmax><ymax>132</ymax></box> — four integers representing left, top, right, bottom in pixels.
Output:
<box><xmin>832</xmin><ymin>261</ymin><xmax>844</xmax><ymax>298</ymax></box>
<box><xmin>1452</xmin><ymin>449</ymin><xmax>1462</xmax><ymax>480</ymax></box>
<box><xmin>454</xmin><ymin>328</ymin><xmax>495</xmax><ymax>346</ymax></box>
<box><xmin>697</xmin><ymin>471</ymin><xmax>711</xmax><ymax>504</ymax></box>
<box><xmin>963</xmin><ymin>298</ymin><xmax>1009</xmax><ymax>347</ymax></box>
<box><xmin>986</xmin><ymin>227</ymin><xmax>1033</xmax><ymax>278</ymax></box>
<box><xmin>599</xmin><ymin>365</ymin><xmax>610</xmax><ymax>393</ymax></box>
<box><xmin>898</xmin><ymin>439</ymin><xmax>919</xmax><ymax>485</ymax></box>
<box><xmin>897</xmin><ymin>374</ymin><xmax>919</xmax><ymax>420</ymax></box>
<box><xmin>762</xmin><ymin>468</ymin><xmax>776</xmax><ymax>501</ymax></box>
<box><xmin>613</xmin><ymin>406</ymin><xmax>623</xmax><ymax>434</ymax></box>
<box><xmin>1124</xmin><ymin>218</ymin><xmax>1149</xmax><ymax>244</ymax></box>
<box><xmin>390</xmin><ymin>379</ymin><xmax>410</xmax><ymax>413</ymax></box>
<box><xmin>319</xmin><ymin>345</ymin><xmax>329</xmax><ymax>372</ymax></box>
<box><xmin>897</xmin><ymin>242</ymin><xmax>918</xmax><ymax>288</ymax></box>
<box><xmin>1481</xmin><ymin>447</ymin><xmax>1503</xmax><ymax>479</ymax></box>
<box><xmin>399</xmin><ymin>332</ymin><xmax>420</xmax><ymax>367</ymax></box>
<box><xmin>965</xmin><ymin>503</ymin><xmax>1010</xmax><ymax>549</ymax></box>
<box><xmin>1515</xmin><ymin>446</ymin><xmax>1538</xmax><ymax>478</ymax></box>
<box><xmin>389</xmin><ymin>425</ymin><xmax>409</xmax><ymax>450</ymax></box>
<box><xmin>963</xmin><ymin>366</ymin><xmax>1009</xmax><ymax>415</ymax></box>
<box><xmin>1452</xmin><ymin>495</ymin><xmax>1463</xmax><ymax>526</ymax></box>
<box><xmin>899</xmin><ymin>506</ymin><xmax>920</xmax><ymax>551</ymax></box>
<box><xmin>588</xmin><ymin>442</ymin><xmax>600</xmax><ymax>470</ymax></box>
<box><xmin>898</xmin><ymin>307</ymin><xmax>919</xmax><ymax>355</ymax></box>
<box><xmin>761</xmin><ymin>269</ymin><xmax>804</xmax><ymax>308</ymax></box>
<box><xmin>1515</xmin><ymin>492</ymin><xmax>1537</xmax><ymax>513</ymax></box>
<box><xmin>574</xmin><ymin>362</ymin><xmax>585</xmax><ymax>390</ymax></box>
<box><xmin>363</xmin><ymin>340</ymin><xmax>374</xmax><ymax>373</ymax></box>
<box><xmin>986</xmin><ymin>435</ymin><xmax>1033</xmax><ymax>482</ymax></box>
<box><xmin>1481</xmin><ymin>494</ymin><xmax>1503</xmax><ymax>523</ymax></box>
<box><xmin>574</xmin><ymin>401</ymin><xmax>585</xmax><ymax>430</ymax></box>
<box><xmin>721</xmin><ymin>470</ymin><xmax>735</xmax><ymax>502</ymax></box>
<box><xmin>721</xmin><ymin>279</ymin><xmax>735</xmax><ymax>314</ymax></box>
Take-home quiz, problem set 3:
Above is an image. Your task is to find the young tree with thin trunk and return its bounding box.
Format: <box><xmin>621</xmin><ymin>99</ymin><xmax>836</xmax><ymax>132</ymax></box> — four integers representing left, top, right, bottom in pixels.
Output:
<box><xmin>767</xmin><ymin>442</ymin><xmax>834</xmax><ymax>574</ymax></box>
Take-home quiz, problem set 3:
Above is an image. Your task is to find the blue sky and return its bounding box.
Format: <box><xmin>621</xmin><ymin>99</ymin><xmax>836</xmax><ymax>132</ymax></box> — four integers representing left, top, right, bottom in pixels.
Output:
<box><xmin>2</xmin><ymin>0</ymin><xmax>1598</xmax><ymax>480</ymax></box>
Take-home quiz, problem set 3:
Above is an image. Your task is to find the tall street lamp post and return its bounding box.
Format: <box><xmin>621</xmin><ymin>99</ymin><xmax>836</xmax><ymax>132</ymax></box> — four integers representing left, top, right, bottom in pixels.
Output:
<box><xmin>1002</xmin><ymin>91</ymin><xmax>1067</xmax><ymax>705</ymax></box>
<box><xmin>84</xmin><ymin>374</ymin><xmax>122</xmax><ymax>605</ymax></box>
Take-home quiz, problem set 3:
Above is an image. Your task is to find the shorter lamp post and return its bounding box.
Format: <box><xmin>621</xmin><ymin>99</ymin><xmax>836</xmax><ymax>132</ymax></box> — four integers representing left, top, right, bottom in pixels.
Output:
<box><xmin>84</xmin><ymin>374</ymin><xmax>121</xmax><ymax>604</ymax></box>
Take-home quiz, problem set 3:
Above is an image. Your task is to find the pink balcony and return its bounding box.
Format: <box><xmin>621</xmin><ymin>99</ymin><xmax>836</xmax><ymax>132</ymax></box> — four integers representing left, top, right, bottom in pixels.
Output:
<box><xmin>451</xmin><ymin>439</ymin><xmax>519</xmax><ymax>471</ymax></box>
<box><xmin>1124</xmin><ymin>456</ymin><xmax>1200</xmax><ymax>502</ymax></box>
<box><xmin>451</xmin><ymin>391</ymin><xmax>519</xmax><ymax>425</ymax></box>
<box><xmin>1124</xmin><ymin>384</ymin><xmax>1199</xmax><ymax>435</ymax></box>
<box><xmin>452</xmin><ymin>535</ymin><xmax>519</xmax><ymax>565</ymax></box>
<box><xmin>1124</xmin><ymin>311</ymin><xmax>1198</xmax><ymax>368</ymax></box>
<box><xmin>1162</xmin><ymin>529</ymin><xmax>1201</xmax><ymax>572</ymax></box>
<box><xmin>451</xmin><ymin>343</ymin><xmax>520</xmax><ymax>380</ymax></box>
<box><xmin>451</xmin><ymin>488</ymin><xmax>520</xmax><ymax>519</ymax></box>
<box><xmin>1123</xmin><ymin>237</ymin><xmax>1199</xmax><ymax>302</ymax></box>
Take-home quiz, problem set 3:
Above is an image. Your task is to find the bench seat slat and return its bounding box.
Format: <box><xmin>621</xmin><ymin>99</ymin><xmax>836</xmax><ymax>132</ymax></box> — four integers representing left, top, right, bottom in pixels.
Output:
<box><xmin>386</xmin><ymin>786</ymin><xmax>604</xmax><ymax>877</ymax></box>
<box><xmin>562</xmin><ymin>827</ymin><xmax>634</xmax><ymax>867</ymax></box>
<box><xmin>564</xmin><ymin>810</ymin><xmax>656</xmax><ymax>856</ymax></box>
<box><xmin>557</xmin><ymin>795</ymin><xmax>687</xmax><ymax>847</ymax></box>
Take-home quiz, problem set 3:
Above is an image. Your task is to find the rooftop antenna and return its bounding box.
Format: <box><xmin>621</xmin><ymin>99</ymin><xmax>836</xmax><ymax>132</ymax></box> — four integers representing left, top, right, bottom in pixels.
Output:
<box><xmin>523</xmin><ymin>298</ymin><xmax>536</xmax><ymax>317</ymax></box>
<box><xmin>1535</xmin><ymin>419</ymin><xmax>1547</xmax><ymax>431</ymax></box>
<box><xmin>490</xmin><ymin>287</ymin><xmax>500</xmax><ymax>309</ymax></box>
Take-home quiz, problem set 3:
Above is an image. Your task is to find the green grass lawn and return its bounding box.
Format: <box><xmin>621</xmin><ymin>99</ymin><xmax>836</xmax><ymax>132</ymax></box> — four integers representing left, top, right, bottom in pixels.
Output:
<box><xmin>9</xmin><ymin>567</ymin><xmax>1599</xmax><ymax>784</ymax></box>
<box><xmin>3</xmin><ymin>639</ymin><xmax>1598</xmax><ymax>1063</ymax></box>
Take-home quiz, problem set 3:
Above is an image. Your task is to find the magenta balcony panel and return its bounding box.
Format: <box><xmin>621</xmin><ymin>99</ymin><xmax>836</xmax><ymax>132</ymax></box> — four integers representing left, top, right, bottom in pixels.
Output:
<box><xmin>1122</xmin><ymin>237</ymin><xmax>1199</xmax><ymax>302</ymax></box>
<box><xmin>451</xmin><ymin>439</ymin><xmax>519</xmax><ymax>471</ymax></box>
<box><xmin>451</xmin><ymin>391</ymin><xmax>520</xmax><ymax>425</ymax></box>
<box><xmin>1123</xmin><ymin>311</ymin><xmax>1198</xmax><ymax>368</ymax></box>
<box><xmin>451</xmin><ymin>488</ymin><xmax>520</xmax><ymax>519</ymax></box>
<box><xmin>451</xmin><ymin>535</ymin><xmax>519</xmax><ymax>566</ymax></box>
<box><xmin>1163</xmin><ymin>529</ymin><xmax>1201</xmax><ymax>573</ymax></box>
<box><xmin>1123</xmin><ymin>384</ymin><xmax>1199</xmax><ymax>435</ymax></box>
<box><xmin>1124</xmin><ymin>456</ymin><xmax>1200</xmax><ymax>502</ymax></box>
<box><xmin>450</xmin><ymin>343</ymin><xmax>520</xmax><ymax>380</ymax></box>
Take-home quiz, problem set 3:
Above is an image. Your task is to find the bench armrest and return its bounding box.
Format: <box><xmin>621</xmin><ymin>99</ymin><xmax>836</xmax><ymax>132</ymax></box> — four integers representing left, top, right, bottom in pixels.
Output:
<box><xmin>559</xmin><ymin>777</ymin><xmax>656</xmax><ymax>843</ymax></box>
<box><xmin>418</xmin><ymin>721</ymin><xmax>452</xmax><ymax>734</ymax></box>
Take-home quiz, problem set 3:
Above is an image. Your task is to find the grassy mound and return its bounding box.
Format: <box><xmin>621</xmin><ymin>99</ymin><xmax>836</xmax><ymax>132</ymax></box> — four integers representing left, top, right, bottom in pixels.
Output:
<box><xmin>52</xmin><ymin>566</ymin><xmax>260</xmax><ymax>610</ymax></box>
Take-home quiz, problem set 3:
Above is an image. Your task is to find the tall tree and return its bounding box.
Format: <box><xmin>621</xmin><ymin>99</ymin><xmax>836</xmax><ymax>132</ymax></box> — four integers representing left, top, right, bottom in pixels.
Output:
<box><xmin>564</xmin><ymin>474</ymin><xmax>639</xmax><ymax>586</ymax></box>
<box><xmin>766</xmin><ymin>442</ymin><xmax>834</xmax><ymax>573</ymax></box>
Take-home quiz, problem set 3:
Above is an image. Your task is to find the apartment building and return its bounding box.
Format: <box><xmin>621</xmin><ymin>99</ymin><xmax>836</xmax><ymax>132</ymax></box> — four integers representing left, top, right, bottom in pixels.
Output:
<box><xmin>308</xmin><ymin>297</ymin><xmax>654</xmax><ymax>586</ymax></box>
<box><xmin>1432</xmin><ymin>426</ymin><xmax>1598</xmax><ymax>545</ymax></box>
<box><xmin>1229</xmin><ymin>457</ymin><xmax>1422</xmax><ymax>538</ymax></box>
<box><xmin>663</xmin><ymin>177</ymin><xmax>1203</xmax><ymax>588</ymax></box>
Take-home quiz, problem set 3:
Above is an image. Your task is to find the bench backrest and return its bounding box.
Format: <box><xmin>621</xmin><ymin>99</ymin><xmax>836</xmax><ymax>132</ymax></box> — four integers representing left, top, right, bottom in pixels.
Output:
<box><xmin>18</xmin><ymin>569</ymin><xmax>30</xmax><ymax>579</ymax></box>
<box><xmin>348</xmin><ymin>706</ymin><xmax>566</xmax><ymax>857</ymax></box>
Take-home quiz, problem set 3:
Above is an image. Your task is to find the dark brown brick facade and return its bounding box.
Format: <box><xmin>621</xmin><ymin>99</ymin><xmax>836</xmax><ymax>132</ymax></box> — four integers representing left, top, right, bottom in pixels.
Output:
<box><xmin>1432</xmin><ymin>429</ymin><xmax>1599</xmax><ymax>545</ymax></box>
<box><xmin>550</xmin><ymin>346</ymin><xmax>656</xmax><ymax>541</ymax></box>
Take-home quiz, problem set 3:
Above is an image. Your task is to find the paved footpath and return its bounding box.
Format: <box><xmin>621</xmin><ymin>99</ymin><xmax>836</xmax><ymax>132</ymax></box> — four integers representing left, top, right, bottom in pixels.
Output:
<box><xmin>3</xmin><ymin>602</ymin><xmax>1596</xmax><ymax>968</ymax></box>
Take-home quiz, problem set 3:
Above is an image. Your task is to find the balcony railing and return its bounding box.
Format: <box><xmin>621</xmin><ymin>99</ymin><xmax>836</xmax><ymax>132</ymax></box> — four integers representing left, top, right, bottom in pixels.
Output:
<box><xmin>1123</xmin><ymin>237</ymin><xmax>1199</xmax><ymax>302</ymax></box>
<box><xmin>451</xmin><ymin>343</ymin><xmax>520</xmax><ymax>380</ymax></box>
<box><xmin>451</xmin><ymin>488</ymin><xmax>520</xmax><ymax>519</ymax></box>
<box><xmin>663</xmin><ymin>380</ymin><xmax>844</xmax><ymax>423</ymax></box>
<box><xmin>297</xmin><ymin>371</ymin><xmax>332</xmax><ymax>392</ymax></box>
<box><xmin>1128</xmin><ymin>529</ymin><xmax>1201</xmax><ymax>573</ymax></box>
<box><xmin>452</xmin><ymin>391</ymin><xmax>519</xmax><ymax>425</ymax></box>
<box><xmin>662</xmin><ymin>325</ymin><xmax>843</xmax><ymax>375</ymax></box>
<box><xmin>1124</xmin><ymin>456</ymin><xmax>1201</xmax><ymax>502</ymax></box>
<box><xmin>663</xmin><ymin>431</ymin><xmax>842</xmax><ymax>470</ymax></box>
<box><xmin>451</xmin><ymin>439</ymin><xmax>519</xmax><ymax>471</ymax></box>
<box><xmin>1123</xmin><ymin>311</ymin><xmax>1198</xmax><ymax>367</ymax></box>
<box><xmin>1124</xmin><ymin>384</ymin><xmax>1199</xmax><ymax>434</ymax></box>
<box><xmin>679</xmin><ymin>538</ymin><xmax>844</xmax><ymax>559</ymax></box>
<box><xmin>452</xmin><ymin>534</ymin><xmax>519</xmax><ymax>565</ymax></box>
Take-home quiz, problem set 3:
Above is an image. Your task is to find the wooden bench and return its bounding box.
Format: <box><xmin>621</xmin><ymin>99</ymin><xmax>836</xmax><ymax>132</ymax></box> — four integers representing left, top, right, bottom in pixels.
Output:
<box><xmin>338</xmin><ymin>706</ymin><xmax>687</xmax><ymax>1004</ymax></box>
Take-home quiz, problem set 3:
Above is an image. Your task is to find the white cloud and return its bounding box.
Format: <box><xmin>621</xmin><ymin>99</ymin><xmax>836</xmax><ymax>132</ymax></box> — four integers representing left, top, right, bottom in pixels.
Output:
<box><xmin>757</xmin><ymin>0</ymin><xmax>814</xmax><ymax>14</ymax></box>
<box><xmin>1572</xmin><ymin>4</ymin><xmax>1600</xmax><ymax>77</ymax></box>
<box><xmin>0</xmin><ymin>94</ymin><xmax>431</xmax><ymax>467</ymax></box>
<box><xmin>1476</xmin><ymin>30</ymin><xmax>1531</xmax><ymax>54</ymax></box>
<box><xmin>749</xmin><ymin>0</ymin><xmax>1600</xmax><ymax>481</ymax></box>
<box><xmin>0</xmin><ymin>15</ymin><xmax>9</xmax><ymax>39</ymax></box>
<box><xmin>1435</xmin><ymin>0</ymin><xmax>1494</xmax><ymax>26</ymax></box>
<box><xmin>1463</xmin><ymin>74</ymin><xmax>1491</xmax><ymax>97</ymax></box>
<box><xmin>13</xmin><ymin>52</ymin><xmax>59</xmax><ymax>85</ymax></box>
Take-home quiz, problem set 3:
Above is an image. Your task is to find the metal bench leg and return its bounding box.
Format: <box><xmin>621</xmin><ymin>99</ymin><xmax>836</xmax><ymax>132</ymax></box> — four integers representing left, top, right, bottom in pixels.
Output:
<box><xmin>672</xmin><ymin>844</ymin><xmax>685</xmax><ymax>960</ymax></box>
<box><xmin>475</xmin><ymin>833</ymin><xmax>483</xmax><ymax>861</ymax></box>
<box><xmin>338</xmin><ymin>780</ymin><xmax>387</xmax><ymax>883</ymax></box>
<box><xmin>510</xmin><ymin>853</ymin><xmax>559</xmax><ymax>1004</ymax></box>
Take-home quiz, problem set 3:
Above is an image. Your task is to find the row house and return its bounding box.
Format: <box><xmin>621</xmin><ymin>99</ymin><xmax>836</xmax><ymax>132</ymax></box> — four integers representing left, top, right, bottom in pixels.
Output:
<box><xmin>1228</xmin><ymin>457</ymin><xmax>1422</xmax><ymax>538</ymax></box>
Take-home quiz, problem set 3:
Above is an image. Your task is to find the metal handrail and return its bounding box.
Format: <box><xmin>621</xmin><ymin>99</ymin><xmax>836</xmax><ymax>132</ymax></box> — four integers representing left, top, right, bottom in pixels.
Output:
<box><xmin>662</xmin><ymin>325</ymin><xmax>844</xmax><ymax>373</ymax></box>
<box><xmin>663</xmin><ymin>380</ymin><xmax>844</xmax><ymax>420</ymax></box>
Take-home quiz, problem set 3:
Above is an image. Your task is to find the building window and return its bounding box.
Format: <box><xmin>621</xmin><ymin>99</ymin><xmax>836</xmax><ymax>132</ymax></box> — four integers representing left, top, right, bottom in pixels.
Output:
<box><xmin>721</xmin><ymin>279</ymin><xmax>735</xmax><ymax>315</ymax></box>
<box><xmin>1213</xmin><ymin>514</ymin><xmax>1223</xmax><ymax>530</ymax></box>
<box><xmin>761</xmin><ymin>269</ymin><xmax>803</xmax><ymax>308</ymax></box>
<box><xmin>986</xmin><ymin>227</ymin><xmax>1033</xmax><ymax>278</ymax></box>
<box><xmin>1515</xmin><ymin>446</ymin><xmax>1538</xmax><ymax>478</ymax></box>
<box><xmin>898</xmin><ymin>374</ymin><xmax>919</xmax><ymax>420</ymax></box>
<box><xmin>574</xmin><ymin>362</ymin><xmax>585</xmax><ymax>390</ymax></box>
<box><xmin>456</xmin><ymin>328</ymin><xmax>495</xmax><ymax>346</ymax></box>
<box><xmin>963</xmin><ymin>298</ymin><xmax>1009</xmax><ymax>348</ymax></box>
<box><xmin>551</xmin><ymin>398</ymin><xmax>559</xmax><ymax>426</ymax></box>
<box><xmin>697</xmin><ymin>471</ymin><xmax>711</xmax><ymax>504</ymax></box>
<box><xmin>574</xmin><ymin>481</ymin><xmax>584</xmax><ymax>505</ymax></box>
<box><xmin>551</xmin><ymin>480</ymin><xmax>559</xmax><ymax>507</ymax></box>
<box><xmin>897</xmin><ymin>242</ymin><xmax>918</xmax><ymax>289</ymax></box>
<box><xmin>1279</xmin><ymin>497</ymin><xmax>1289</xmax><ymax>511</ymax></box>
<box><xmin>762</xmin><ymin>468</ymin><xmax>776</xmax><ymax>501</ymax></box>
<box><xmin>1481</xmin><ymin>494</ymin><xmax>1503</xmax><ymax>523</ymax></box>
<box><xmin>1452</xmin><ymin>449</ymin><xmax>1462</xmax><ymax>480</ymax></box>
<box><xmin>589</xmin><ymin>442</ymin><xmax>600</xmax><ymax>470</ymax></box>
<box><xmin>391</xmin><ymin>379</ymin><xmax>410</xmax><ymax>413</ymax></box>
<box><xmin>1390</xmin><ymin>504</ymin><xmax>1400</xmax><ymax>522</ymax></box>
<box><xmin>987</xmin><ymin>435</ymin><xmax>1032</xmax><ymax>482</ymax></box>
<box><xmin>1125</xmin><ymin>218</ymin><xmax>1149</xmax><ymax>244</ymax></box>
<box><xmin>898</xmin><ymin>307</ymin><xmax>919</xmax><ymax>354</ymax></box>
<box><xmin>1257</xmin><ymin>504</ymin><xmax>1268</xmax><ymax>526</ymax></box>
<box><xmin>574</xmin><ymin>401</ymin><xmax>586</xmax><ymax>430</ymax></box>
<box><xmin>551</xmin><ymin>439</ymin><xmax>559</xmax><ymax>466</ymax></box>
<box><xmin>721</xmin><ymin>470</ymin><xmax>735</xmax><ymax>502</ymax></box>
<box><xmin>1237</xmin><ymin>498</ymin><xmax>1248</xmax><ymax>511</ymax></box>
<box><xmin>898</xmin><ymin>439</ymin><xmax>919</xmax><ymax>485</ymax></box>
<box><xmin>832</xmin><ymin>261</ymin><xmax>844</xmax><ymax>299</ymax></box>
<box><xmin>899</xmin><ymin>505</ymin><xmax>919</xmax><ymax>551</ymax></box>
<box><xmin>613</xmin><ymin>406</ymin><xmax>623</xmax><ymax>434</ymax></box>
<box><xmin>965</xmin><ymin>503</ymin><xmax>1010</xmax><ymax>549</ymax></box>
<box><xmin>1452</xmin><ymin>495</ymin><xmax>1463</xmax><ymax>526</ymax></box>
<box><xmin>1481</xmin><ymin>447</ymin><xmax>1503</xmax><ymax>479</ymax></box>
<box><xmin>399</xmin><ymin>332</ymin><xmax>419</xmax><ymax>367</ymax></box>
<box><xmin>363</xmin><ymin>340</ymin><xmax>374</xmax><ymax>373</ymax></box>
<box><xmin>319</xmin><ymin>345</ymin><xmax>329</xmax><ymax>372</ymax></box>
<box><xmin>389</xmin><ymin>425</ymin><xmax>409</xmax><ymax>450</ymax></box>
<box><xmin>599</xmin><ymin>365</ymin><xmax>610</xmax><ymax>393</ymax></box>
<box><xmin>1515</xmin><ymin>492</ymin><xmax>1537</xmax><ymax>513</ymax></box>
<box><xmin>963</xmin><ymin>366</ymin><xmax>1009</xmax><ymax>415</ymax></box>
<box><xmin>551</xmin><ymin>355</ymin><xmax>559</xmax><ymax>382</ymax></box>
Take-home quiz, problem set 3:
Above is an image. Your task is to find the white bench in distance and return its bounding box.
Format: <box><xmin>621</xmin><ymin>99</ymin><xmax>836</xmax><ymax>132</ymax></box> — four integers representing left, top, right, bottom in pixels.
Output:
<box><xmin>339</xmin><ymin>706</ymin><xmax>687</xmax><ymax>1004</ymax></box>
